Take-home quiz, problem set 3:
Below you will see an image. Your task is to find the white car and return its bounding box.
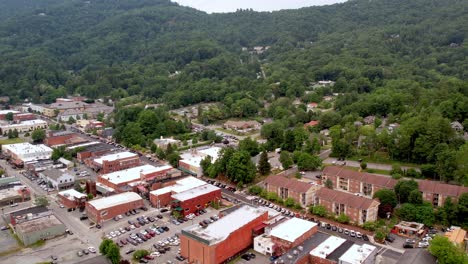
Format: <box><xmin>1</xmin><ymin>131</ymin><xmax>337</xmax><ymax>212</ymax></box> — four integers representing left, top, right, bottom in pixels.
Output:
<box><xmin>109</xmin><ymin>231</ymin><xmax>116</xmax><ymax>237</ymax></box>
<box><xmin>150</xmin><ymin>252</ymin><xmax>161</xmax><ymax>257</ymax></box>
<box><xmin>129</xmin><ymin>225</ymin><xmax>136</xmax><ymax>230</ymax></box>
<box><xmin>356</xmin><ymin>232</ymin><xmax>362</xmax><ymax>238</ymax></box>
<box><xmin>88</xmin><ymin>246</ymin><xmax>96</xmax><ymax>253</ymax></box>
<box><xmin>115</xmin><ymin>231</ymin><xmax>121</xmax><ymax>236</ymax></box>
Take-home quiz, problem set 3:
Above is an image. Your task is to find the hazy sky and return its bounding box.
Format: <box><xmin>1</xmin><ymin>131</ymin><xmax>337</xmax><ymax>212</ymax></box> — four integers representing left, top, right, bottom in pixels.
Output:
<box><xmin>172</xmin><ymin>0</ymin><xmax>347</xmax><ymax>13</ymax></box>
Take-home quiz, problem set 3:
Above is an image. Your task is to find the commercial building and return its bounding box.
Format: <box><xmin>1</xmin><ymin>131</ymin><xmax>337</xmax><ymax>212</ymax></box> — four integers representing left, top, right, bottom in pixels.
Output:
<box><xmin>57</xmin><ymin>189</ymin><xmax>87</xmax><ymax>208</ymax></box>
<box><xmin>0</xmin><ymin>186</ymin><xmax>31</xmax><ymax>206</ymax></box>
<box><xmin>0</xmin><ymin>119</ymin><xmax>48</xmax><ymax>134</ymax></box>
<box><xmin>38</xmin><ymin>169</ymin><xmax>75</xmax><ymax>190</ymax></box>
<box><xmin>15</xmin><ymin>214</ymin><xmax>66</xmax><ymax>246</ymax></box>
<box><xmin>75</xmin><ymin>143</ymin><xmax>115</xmax><ymax>162</ymax></box>
<box><xmin>97</xmin><ymin>164</ymin><xmax>173</xmax><ymax>192</ymax></box>
<box><xmin>180</xmin><ymin>205</ymin><xmax>268</xmax><ymax>264</ymax></box>
<box><xmin>85</xmin><ymin>192</ymin><xmax>144</xmax><ymax>224</ymax></box>
<box><xmin>391</xmin><ymin>221</ymin><xmax>425</xmax><ymax>238</ymax></box>
<box><xmin>7</xmin><ymin>206</ymin><xmax>51</xmax><ymax>226</ymax></box>
<box><xmin>263</xmin><ymin>175</ymin><xmax>320</xmax><ymax>208</ymax></box>
<box><xmin>2</xmin><ymin>143</ymin><xmax>53</xmax><ymax>166</ymax></box>
<box><xmin>314</xmin><ymin>187</ymin><xmax>380</xmax><ymax>225</ymax></box>
<box><xmin>57</xmin><ymin>109</ymin><xmax>85</xmax><ymax>122</ymax></box>
<box><xmin>171</xmin><ymin>184</ymin><xmax>222</xmax><ymax>216</ymax></box>
<box><xmin>309</xmin><ymin>236</ymin><xmax>347</xmax><ymax>264</ymax></box>
<box><xmin>254</xmin><ymin>217</ymin><xmax>318</xmax><ymax>257</ymax></box>
<box><xmin>323</xmin><ymin>166</ymin><xmax>468</xmax><ymax>207</ymax></box>
<box><xmin>89</xmin><ymin>151</ymin><xmax>140</xmax><ymax>173</ymax></box>
<box><xmin>149</xmin><ymin>176</ymin><xmax>207</xmax><ymax>208</ymax></box>
<box><xmin>338</xmin><ymin>243</ymin><xmax>377</xmax><ymax>264</ymax></box>
<box><xmin>0</xmin><ymin>110</ymin><xmax>19</xmax><ymax>120</ymax></box>
<box><xmin>44</xmin><ymin>131</ymin><xmax>87</xmax><ymax>147</ymax></box>
<box><xmin>13</xmin><ymin>113</ymin><xmax>36</xmax><ymax>122</ymax></box>
<box><xmin>179</xmin><ymin>147</ymin><xmax>222</xmax><ymax>176</ymax></box>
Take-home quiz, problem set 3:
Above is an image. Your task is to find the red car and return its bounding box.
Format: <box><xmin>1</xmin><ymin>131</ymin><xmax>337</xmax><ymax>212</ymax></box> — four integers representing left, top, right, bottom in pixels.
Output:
<box><xmin>144</xmin><ymin>255</ymin><xmax>154</xmax><ymax>260</ymax></box>
<box><xmin>134</xmin><ymin>223</ymin><xmax>140</xmax><ymax>228</ymax></box>
<box><xmin>145</xmin><ymin>234</ymin><xmax>152</xmax><ymax>239</ymax></box>
<box><xmin>120</xmin><ymin>239</ymin><xmax>127</xmax><ymax>245</ymax></box>
<box><xmin>148</xmin><ymin>231</ymin><xmax>156</xmax><ymax>237</ymax></box>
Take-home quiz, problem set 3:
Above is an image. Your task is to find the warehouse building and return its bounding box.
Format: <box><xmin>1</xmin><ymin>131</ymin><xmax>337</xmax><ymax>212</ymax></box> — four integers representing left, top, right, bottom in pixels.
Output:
<box><xmin>85</xmin><ymin>192</ymin><xmax>144</xmax><ymax>224</ymax></box>
<box><xmin>2</xmin><ymin>143</ymin><xmax>52</xmax><ymax>166</ymax></box>
<box><xmin>15</xmin><ymin>215</ymin><xmax>66</xmax><ymax>246</ymax></box>
<box><xmin>180</xmin><ymin>205</ymin><xmax>268</xmax><ymax>264</ymax></box>
<box><xmin>89</xmin><ymin>151</ymin><xmax>140</xmax><ymax>173</ymax></box>
<box><xmin>0</xmin><ymin>119</ymin><xmax>48</xmax><ymax>134</ymax></box>
<box><xmin>57</xmin><ymin>189</ymin><xmax>87</xmax><ymax>209</ymax></box>
<box><xmin>97</xmin><ymin>164</ymin><xmax>173</xmax><ymax>193</ymax></box>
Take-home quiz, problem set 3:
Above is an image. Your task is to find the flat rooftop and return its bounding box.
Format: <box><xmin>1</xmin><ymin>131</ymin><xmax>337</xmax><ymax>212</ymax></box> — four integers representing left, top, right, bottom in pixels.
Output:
<box><xmin>58</xmin><ymin>189</ymin><xmax>86</xmax><ymax>201</ymax></box>
<box><xmin>94</xmin><ymin>151</ymin><xmax>138</xmax><ymax>165</ymax></box>
<box><xmin>310</xmin><ymin>236</ymin><xmax>346</xmax><ymax>259</ymax></box>
<box><xmin>87</xmin><ymin>192</ymin><xmax>142</xmax><ymax>211</ymax></box>
<box><xmin>15</xmin><ymin>215</ymin><xmax>63</xmax><ymax>233</ymax></box>
<box><xmin>150</xmin><ymin>176</ymin><xmax>206</xmax><ymax>196</ymax></box>
<box><xmin>180</xmin><ymin>147</ymin><xmax>222</xmax><ymax>168</ymax></box>
<box><xmin>339</xmin><ymin>243</ymin><xmax>376</xmax><ymax>264</ymax></box>
<box><xmin>172</xmin><ymin>184</ymin><xmax>220</xmax><ymax>202</ymax></box>
<box><xmin>183</xmin><ymin>205</ymin><xmax>266</xmax><ymax>245</ymax></box>
<box><xmin>3</xmin><ymin>143</ymin><xmax>52</xmax><ymax>157</ymax></box>
<box><xmin>66</xmin><ymin>141</ymin><xmax>100</xmax><ymax>150</ymax></box>
<box><xmin>0</xmin><ymin>110</ymin><xmax>19</xmax><ymax>115</ymax></box>
<box><xmin>0</xmin><ymin>186</ymin><xmax>28</xmax><ymax>201</ymax></box>
<box><xmin>1</xmin><ymin>119</ymin><xmax>46</xmax><ymax>127</ymax></box>
<box><xmin>100</xmin><ymin>164</ymin><xmax>159</xmax><ymax>185</ymax></box>
<box><xmin>270</xmin><ymin>217</ymin><xmax>317</xmax><ymax>242</ymax></box>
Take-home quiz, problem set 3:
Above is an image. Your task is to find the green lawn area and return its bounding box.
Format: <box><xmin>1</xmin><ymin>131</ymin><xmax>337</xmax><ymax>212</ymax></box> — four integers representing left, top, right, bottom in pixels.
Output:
<box><xmin>349</xmin><ymin>152</ymin><xmax>420</xmax><ymax>168</ymax></box>
<box><xmin>0</xmin><ymin>138</ymin><xmax>25</xmax><ymax>145</ymax></box>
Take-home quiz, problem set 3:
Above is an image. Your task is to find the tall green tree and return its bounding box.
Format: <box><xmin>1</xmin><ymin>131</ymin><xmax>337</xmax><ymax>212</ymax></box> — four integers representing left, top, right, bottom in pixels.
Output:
<box><xmin>279</xmin><ymin>151</ymin><xmax>293</xmax><ymax>169</ymax></box>
<box><xmin>394</xmin><ymin>180</ymin><xmax>419</xmax><ymax>204</ymax></box>
<box><xmin>226</xmin><ymin>150</ymin><xmax>256</xmax><ymax>184</ymax></box>
<box><xmin>258</xmin><ymin>151</ymin><xmax>271</xmax><ymax>175</ymax></box>
<box><xmin>428</xmin><ymin>236</ymin><xmax>468</xmax><ymax>264</ymax></box>
<box><xmin>31</xmin><ymin>128</ymin><xmax>46</xmax><ymax>143</ymax></box>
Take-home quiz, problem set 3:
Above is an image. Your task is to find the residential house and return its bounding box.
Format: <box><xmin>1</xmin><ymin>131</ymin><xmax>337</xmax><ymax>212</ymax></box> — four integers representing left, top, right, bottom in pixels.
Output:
<box><xmin>451</xmin><ymin>121</ymin><xmax>464</xmax><ymax>132</ymax></box>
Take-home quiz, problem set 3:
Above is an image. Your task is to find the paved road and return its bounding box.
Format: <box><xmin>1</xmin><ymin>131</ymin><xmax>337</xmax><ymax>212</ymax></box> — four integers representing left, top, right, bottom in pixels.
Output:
<box><xmin>324</xmin><ymin>158</ymin><xmax>420</xmax><ymax>172</ymax></box>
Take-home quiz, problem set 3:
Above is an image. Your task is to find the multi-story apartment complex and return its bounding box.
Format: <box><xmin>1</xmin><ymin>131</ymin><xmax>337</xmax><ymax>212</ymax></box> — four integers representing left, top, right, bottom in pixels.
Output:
<box><xmin>263</xmin><ymin>175</ymin><xmax>320</xmax><ymax>208</ymax></box>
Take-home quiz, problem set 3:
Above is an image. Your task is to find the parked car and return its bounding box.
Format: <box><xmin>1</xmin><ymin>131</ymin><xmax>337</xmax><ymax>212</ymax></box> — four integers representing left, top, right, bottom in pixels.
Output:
<box><xmin>126</xmin><ymin>248</ymin><xmax>136</xmax><ymax>255</ymax></box>
<box><xmin>386</xmin><ymin>234</ymin><xmax>396</xmax><ymax>243</ymax></box>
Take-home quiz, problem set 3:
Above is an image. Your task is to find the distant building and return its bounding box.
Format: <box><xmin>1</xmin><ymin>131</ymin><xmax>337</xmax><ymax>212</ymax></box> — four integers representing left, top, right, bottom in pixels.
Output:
<box><xmin>74</xmin><ymin>143</ymin><xmax>115</xmax><ymax>162</ymax></box>
<box><xmin>44</xmin><ymin>131</ymin><xmax>86</xmax><ymax>147</ymax></box>
<box><xmin>179</xmin><ymin>147</ymin><xmax>222</xmax><ymax>176</ymax></box>
<box><xmin>2</xmin><ymin>143</ymin><xmax>53</xmax><ymax>166</ymax></box>
<box><xmin>14</xmin><ymin>214</ymin><xmax>66</xmax><ymax>246</ymax></box>
<box><xmin>0</xmin><ymin>119</ymin><xmax>48</xmax><ymax>134</ymax></box>
<box><xmin>363</xmin><ymin>116</ymin><xmax>375</xmax><ymax>125</ymax></box>
<box><xmin>304</xmin><ymin>120</ymin><xmax>320</xmax><ymax>128</ymax></box>
<box><xmin>317</xmin><ymin>80</ymin><xmax>335</xmax><ymax>86</ymax></box>
<box><xmin>307</xmin><ymin>102</ymin><xmax>318</xmax><ymax>112</ymax></box>
<box><xmin>57</xmin><ymin>109</ymin><xmax>84</xmax><ymax>122</ymax></box>
<box><xmin>153</xmin><ymin>137</ymin><xmax>182</xmax><ymax>150</ymax></box>
<box><xmin>0</xmin><ymin>110</ymin><xmax>20</xmax><ymax>120</ymax></box>
<box><xmin>451</xmin><ymin>121</ymin><xmax>464</xmax><ymax>132</ymax></box>
<box><xmin>0</xmin><ymin>186</ymin><xmax>31</xmax><ymax>206</ymax></box>
<box><xmin>223</xmin><ymin>120</ymin><xmax>260</xmax><ymax>131</ymax></box>
<box><xmin>86</xmin><ymin>192</ymin><xmax>144</xmax><ymax>224</ymax></box>
<box><xmin>150</xmin><ymin>176</ymin><xmax>208</xmax><ymax>208</ymax></box>
<box><xmin>180</xmin><ymin>205</ymin><xmax>268</xmax><ymax>264</ymax></box>
<box><xmin>263</xmin><ymin>175</ymin><xmax>320</xmax><ymax>208</ymax></box>
<box><xmin>38</xmin><ymin>169</ymin><xmax>75</xmax><ymax>190</ymax></box>
<box><xmin>13</xmin><ymin>113</ymin><xmax>36</xmax><ymax>122</ymax></box>
<box><xmin>314</xmin><ymin>187</ymin><xmax>380</xmax><ymax>225</ymax></box>
<box><xmin>89</xmin><ymin>151</ymin><xmax>140</xmax><ymax>174</ymax></box>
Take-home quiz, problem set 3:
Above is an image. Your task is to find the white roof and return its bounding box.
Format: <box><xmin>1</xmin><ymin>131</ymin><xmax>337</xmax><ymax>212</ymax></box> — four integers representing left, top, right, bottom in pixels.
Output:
<box><xmin>87</xmin><ymin>192</ymin><xmax>142</xmax><ymax>210</ymax></box>
<box><xmin>0</xmin><ymin>119</ymin><xmax>46</xmax><ymax>128</ymax></box>
<box><xmin>185</xmin><ymin>205</ymin><xmax>266</xmax><ymax>244</ymax></box>
<box><xmin>150</xmin><ymin>176</ymin><xmax>206</xmax><ymax>196</ymax></box>
<box><xmin>339</xmin><ymin>244</ymin><xmax>376</xmax><ymax>264</ymax></box>
<box><xmin>58</xmin><ymin>189</ymin><xmax>86</xmax><ymax>201</ymax></box>
<box><xmin>3</xmin><ymin>143</ymin><xmax>52</xmax><ymax>157</ymax></box>
<box><xmin>100</xmin><ymin>164</ymin><xmax>163</xmax><ymax>185</ymax></box>
<box><xmin>0</xmin><ymin>110</ymin><xmax>19</xmax><ymax>115</ymax></box>
<box><xmin>66</xmin><ymin>141</ymin><xmax>100</xmax><ymax>150</ymax></box>
<box><xmin>270</xmin><ymin>217</ymin><xmax>317</xmax><ymax>243</ymax></box>
<box><xmin>172</xmin><ymin>184</ymin><xmax>220</xmax><ymax>202</ymax></box>
<box><xmin>310</xmin><ymin>236</ymin><xmax>346</xmax><ymax>258</ymax></box>
<box><xmin>180</xmin><ymin>147</ymin><xmax>222</xmax><ymax>168</ymax></box>
<box><xmin>58</xmin><ymin>157</ymin><xmax>73</xmax><ymax>165</ymax></box>
<box><xmin>94</xmin><ymin>151</ymin><xmax>138</xmax><ymax>165</ymax></box>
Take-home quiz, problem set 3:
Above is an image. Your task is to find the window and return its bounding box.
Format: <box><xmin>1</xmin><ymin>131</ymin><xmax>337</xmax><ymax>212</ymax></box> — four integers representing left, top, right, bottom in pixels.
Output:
<box><xmin>100</xmin><ymin>210</ymin><xmax>108</xmax><ymax>216</ymax></box>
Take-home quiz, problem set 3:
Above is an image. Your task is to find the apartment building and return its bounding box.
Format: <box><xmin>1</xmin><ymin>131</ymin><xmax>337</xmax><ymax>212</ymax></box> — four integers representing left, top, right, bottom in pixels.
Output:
<box><xmin>263</xmin><ymin>175</ymin><xmax>320</xmax><ymax>208</ymax></box>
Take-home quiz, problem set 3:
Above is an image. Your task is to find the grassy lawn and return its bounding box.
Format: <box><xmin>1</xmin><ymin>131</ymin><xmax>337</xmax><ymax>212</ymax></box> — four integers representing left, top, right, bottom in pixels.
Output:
<box><xmin>0</xmin><ymin>138</ymin><xmax>25</xmax><ymax>145</ymax></box>
<box><xmin>215</xmin><ymin>127</ymin><xmax>259</xmax><ymax>137</ymax></box>
<box><xmin>349</xmin><ymin>152</ymin><xmax>420</xmax><ymax>168</ymax></box>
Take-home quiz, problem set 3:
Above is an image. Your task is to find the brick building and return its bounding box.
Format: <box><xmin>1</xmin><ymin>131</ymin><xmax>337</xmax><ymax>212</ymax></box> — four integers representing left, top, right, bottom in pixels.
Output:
<box><xmin>85</xmin><ymin>192</ymin><xmax>144</xmax><ymax>224</ymax></box>
<box><xmin>89</xmin><ymin>151</ymin><xmax>140</xmax><ymax>173</ymax></box>
<box><xmin>57</xmin><ymin>189</ymin><xmax>87</xmax><ymax>208</ymax></box>
<box><xmin>314</xmin><ymin>187</ymin><xmax>379</xmax><ymax>225</ymax></box>
<box><xmin>150</xmin><ymin>176</ymin><xmax>207</xmax><ymax>208</ymax></box>
<box><xmin>13</xmin><ymin>113</ymin><xmax>36</xmax><ymax>122</ymax></box>
<box><xmin>309</xmin><ymin>236</ymin><xmax>347</xmax><ymax>264</ymax></box>
<box><xmin>263</xmin><ymin>175</ymin><xmax>320</xmax><ymax>208</ymax></box>
<box><xmin>171</xmin><ymin>184</ymin><xmax>221</xmax><ymax>217</ymax></box>
<box><xmin>0</xmin><ymin>110</ymin><xmax>19</xmax><ymax>120</ymax></box>
<box><xmin>74</xmin><ymin>143</ymin><xmax>115</xmax><ymax>162</ymax></box>
<box><xmin>44</xmin><ymin>131</ymin><xmax>86</xmax><ymax>147</ymax></box>
<box><xmin>97</xmin><ymin>164</ymin><xmax>173</xmax><ymax>193</ymax></box>
<box><xmin>323</xmin><ymin>166</ymin><xmax>468</xmax><ymax>207</ymax></box>
<box><xmin>269</xmin><ymin>218</ymin><xmax>318</xmax><ymax>252</ymax></box>
<box><xmin>180</xmin><ymin>205</ymin><xmax>268</xmax><ymax>264</ymax></box>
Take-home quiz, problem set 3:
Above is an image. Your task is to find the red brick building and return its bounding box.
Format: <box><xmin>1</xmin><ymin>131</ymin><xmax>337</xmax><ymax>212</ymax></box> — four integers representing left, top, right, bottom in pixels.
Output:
<box><xmin>150</xmin><ymin>176</ymin><xmax>207</xmax><ymax>208</ymax></box>
<box><xmin>171</xmin><ymin>184</ymin><xmax>221</xmax><ymax>216</ymax></box>
<box><xmin>13</xmin><ymin>113</ymin><xmax>36</xmax><ymax>122</ymax></box>
<box><xmin>323</xmin><ymin>166</ymin><xmax>468</xmax><ymax>207</ymax></box>
<box><xmin>309</xmin><ymin>236</ymin><xmax>348</xmax><ymax>264</ymax></box>
<box><xmin>89</xmin><ymin>151</ymin><xmax>140</xmax><ymax>173</ymax></box>
<box><xmin>44</xmin><ymin>131</ymin><xmax>86</xmax><ymax>147</ymax></box>
<box><xmin>269</xmin><ymin>217</ymin><xmax>318</xmax><ymax>252</ymax></box>
<box><xmin>85</xmin><ymin>192</ymin><xmax>144</xmax><ymax>223</ymax></box>
<box><xmin>264</xmin><ymin>175</ymin><xmax>320</xmax><ymax>208</ymax></box>
<box><xmin>97</xmin><ymin>164</ymin><xmax>173</xmax><ymax>193</ymax></box>
<box><xmin>57</xmin><ymin>189</ymin><xmax>87</xmax><ymax>208</ymax></box>
<box><xmin>180</xmin><ymin>205</ymin><xmax>268</xmax><ymax>264</ymax></box>
<box><xmin>75</xmin><ymin>143</ymin><xmax>115</xmax><ymax>162</ymax></box>
<box><xmin>314</xmin><ymin>187</ymin><xmax>380</xmax><ymax>225</ymax></box>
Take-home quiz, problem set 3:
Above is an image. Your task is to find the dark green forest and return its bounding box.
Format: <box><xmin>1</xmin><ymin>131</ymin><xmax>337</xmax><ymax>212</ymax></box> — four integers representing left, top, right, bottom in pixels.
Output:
<box><xmin>0</xmin><ymin>0</ymin><xmax>467</xmax><ymax>183</ymax></box>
